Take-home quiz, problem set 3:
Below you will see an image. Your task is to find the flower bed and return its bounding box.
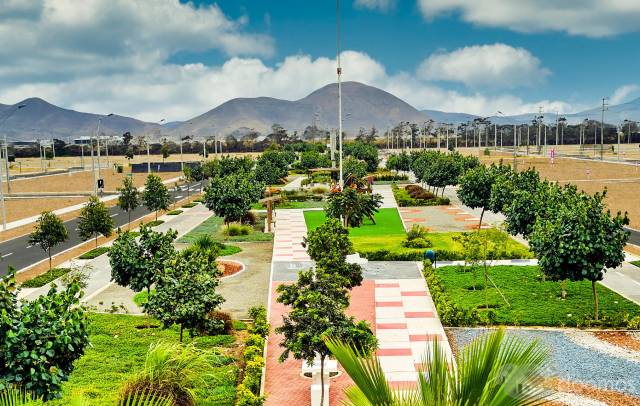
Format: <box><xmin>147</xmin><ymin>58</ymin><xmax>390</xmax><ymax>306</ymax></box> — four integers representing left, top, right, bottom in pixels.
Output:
<box><xmin>218</xmin><ymin>259</ymin><xmax>245</xmax><ymax>278</ymax></box>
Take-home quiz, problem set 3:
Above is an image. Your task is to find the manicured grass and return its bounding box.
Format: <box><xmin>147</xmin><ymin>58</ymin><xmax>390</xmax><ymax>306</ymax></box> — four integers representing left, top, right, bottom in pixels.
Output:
<box><xmin>146</xmin><ymin>219</ymin><xmax>164</xmax><ymax>227</ymax></box>
<box><xmin>182</xmin><ymin>202</ymin><xmax>198</xmax><ymax>208</ymax></box>
<box><xmin>21</xmin><ymin>267</ymin><xmax>71</xmax><ymax>288</ymax></box>
<box><xmin>631</xmin><ymin>260</ymin><xmax>640</xmax><ymax>268</ymax></box>
<box><xmin>178</xmin><ymin>214</ymin><xmax>273</xmax><ymax>244</ymax></box>
<box><xmin>78</xmin><ymin>246</ymin><xmax>110</xmax><ymax>259</ymax></box>
<box><xmin>437</xmin><ymin>265</ymin><xmax>640</xmax><ymax>327</ymax></box>
<box><xmin>51</xmin><ymin>313</ymin><xmax>238</xmax><ymax>405</ymax></box>
<box><xmin>303</xmin><ymin>209</ymin><xmax>531</xmax><ymax>260</ymax></box>
<box><xmin>167</xmin><ymin>209</ymin><xmax>183</xmax><ymax>215</ymax></box>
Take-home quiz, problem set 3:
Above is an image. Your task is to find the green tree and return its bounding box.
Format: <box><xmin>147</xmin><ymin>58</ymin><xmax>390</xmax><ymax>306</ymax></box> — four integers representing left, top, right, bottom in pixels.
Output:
<box><xmin>78</xmin><ymin>196</ymin><xmax>114</xmax><ymax>247</ymax></box>
<box><xmin>529</xmin><ymin>189</ymin><xmax>629</xmax><ymax>320</ymax></box>
<box><xmin>145</xmin><ymin>249</ymin><xmax>224</xmax><ymax>342</ymax></box>
<box><xmin>343</xmin><ymin>141</ymin><xmax>379</xmax><ymax>172</ymax></box>
<box><xmin>418</xmin><ymin>153</ymin><xmax>463</xmax><ymax>197</ymax></box>
<box><xmin>255</xmin><ymin>150</ymin><xmax>289</xmax><ymax>185</ymax></box>
<box><xmin>276</xmin><ymin>219</ymin><xmax>377</xmax><ymax>406</ymax></box>
<box><xmin>143</xmin><ymin>174</ymin><xmax>171</xmax><ymax>221</ymax></box>
<box><xmin>203</xmin><ymin>172</ymin><xmax>263</xmax><ymax>225</ymax></box>
<box><xmin>109</xmin><ymin>225</ymin><xmax>177</xmax><ymax>296</ymax></box>
<box><xmin>299</xmin><ymin>150</ymin><xmax>331</xmax><ymax>169</ymax></box>
<box><xmin>343</xmin><ymin>157</ymin><xmax>368</xmax><ymax>182</ymax></box>
<box><xmin>456</xmin><ymin>163</ymin><xmax>509</xmax><ymax>229</ymax></box>
<box><xmin>326</xmin><ymin>328</ymin><xmax>549</xmax><ymax>405</ymax></box>
<box><xmin>160</xmin><ymin>140</ymin><xmax>170</xmax><ymax>162</ymax></box>
<box><xmin>0</xmin><ymin>270</ymin><xmax>89</xmax><ymax>400</ymax></box>
<box><xmin>29</xmin><ymin>211</ymin><xmax>68</xmax><ymax>270</ymax></box>
<box><xmin>325</xmin><ymin>187</ymin><xmax>383</xmax><ymax>228</ymax></box>
<box><xmin>117</xmin><ymin>176</ymin><xmax>139</xmax><ymax>227</ymax></box>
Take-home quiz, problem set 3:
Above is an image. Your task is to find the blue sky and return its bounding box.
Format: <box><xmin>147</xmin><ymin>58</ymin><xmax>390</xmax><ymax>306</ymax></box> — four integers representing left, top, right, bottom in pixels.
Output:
<box><xmin>0</xmin><ymin>0</ymin><xmax>639</xmax><ymax>121</ymax></box>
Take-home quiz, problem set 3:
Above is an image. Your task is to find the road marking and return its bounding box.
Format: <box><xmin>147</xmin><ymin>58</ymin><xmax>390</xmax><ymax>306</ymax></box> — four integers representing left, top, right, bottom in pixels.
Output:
<box><xmin>175</xmin><ymin>195</ymin><xmax>183</xmax><ymax>199</ymax></box>
<box><xmin>1</xmin><ymin>253</ymin><xmax>13</xmax><ymax>258</ymax></box>
<box><xmin>26</xmin><ymin>245</ymin><xmax>33</xmax><ymax>249</ymax></box>
<box><xmin>110</xmin><ymin>213</ymin><xmax>119</xmax><ymax>217</ymax></box>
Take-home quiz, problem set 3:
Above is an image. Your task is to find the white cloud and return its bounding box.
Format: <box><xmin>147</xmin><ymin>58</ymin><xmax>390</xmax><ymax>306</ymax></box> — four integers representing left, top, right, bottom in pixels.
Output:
<box><xmin>417</xmin><ymin>43</ymin><xmax>550</xmax><ymax>88</ymax></box>
<box><xmin>0</xmin><ymin>0</ymin><xmax>274</xmax><ymax>86</ymax></box>
<box><xmin>610</xmin><ymin>84</ymin><xmax>640</xmax><ymax>105</ymax></box>
<box><xmin>0</xmin><ymin>49</ymin><xmax>581</xmax><ymax>122</ymax></box>
<box><xmin>417</xmin><ymin>0</ymin><xmax>640</xmax><ymax>37</ymax></box>
<box><xmin>354</xmin><ymin>0</ymin><xmax>396</xmax><ymax>12</ymax></box>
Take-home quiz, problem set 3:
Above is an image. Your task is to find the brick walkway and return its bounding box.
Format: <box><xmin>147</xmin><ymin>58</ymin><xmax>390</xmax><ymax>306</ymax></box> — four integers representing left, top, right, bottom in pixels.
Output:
<box><xmin>265</xmin><ymin>265</ymin><xmax>452</xmax><ymax>404</ymax></box>
<box><xmin>272</xmin><ymin>209</ymin><xmax>310</xmax><ymax>262</ymax></box>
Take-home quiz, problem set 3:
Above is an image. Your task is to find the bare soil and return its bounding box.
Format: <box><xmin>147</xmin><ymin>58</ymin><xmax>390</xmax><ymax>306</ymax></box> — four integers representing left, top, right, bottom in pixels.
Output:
<box><xmin>4</xmin><ymin>197</ymin><xmax>88</xmax><ymax>222</ymax></box>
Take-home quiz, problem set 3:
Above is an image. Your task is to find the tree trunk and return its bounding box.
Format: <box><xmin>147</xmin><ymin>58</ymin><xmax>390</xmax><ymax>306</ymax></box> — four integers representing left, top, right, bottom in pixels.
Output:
<box><xmin>592</xmin><ymin>280</ymin><xmax>599</xmax><ymax>321</ymax></box>
<box><xmin>95</xmin><ymin>235</ymin><xmax>98</xmax><ymax>248</ymax></box>
<box><xmin>179</xmin><ymin>324</ymin><xmax>184</xmax><ymax>343</ymax></box>
<box><xmin>320</xmin><ymin>354</ymin><xmax>326</xmax><ymax>406</ymax></box>
<box><xmin>155</xmin><ymin>210</ymin><xmax>158</xmax><ymax>221</ymax></box>
<box><xmin>478</xmin><ymin>208</ymin><xmax>485</xmax><ymax>230</ymax></box>
<box><xmin>441</xmin><ymin>186</ymin><xmax>446</xmax><ymax>197</ymax></box>
<box><xmin>128</xmin><ymin>210</ymin><xmax>132</xmax><ymax>230</ymax></box>
<box><xmin>48</xmin><ymin>248</ymin><xmax>52</xmax><ymax>270</ymax></box>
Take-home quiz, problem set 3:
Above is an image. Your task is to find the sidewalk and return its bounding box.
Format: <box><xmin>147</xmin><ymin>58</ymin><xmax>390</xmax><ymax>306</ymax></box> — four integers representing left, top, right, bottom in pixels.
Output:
<box><xmin>19</xmin><ymin>202</ymin><xmax>212</xmax><ymax>303</ymax></box>
<box><xmin>4</xmin><ymin>176</ymin><xmax>182</xmax><ymax>230</ymax></box>
<box><xmin>372</xmin><ymin>184</ymin><xmax>397</xmax><ymax>208</ymax></box>
<box><xmin>282</xmin><ymin>174</ymin><xmax>305</xmax><ymax>191</ymax></box>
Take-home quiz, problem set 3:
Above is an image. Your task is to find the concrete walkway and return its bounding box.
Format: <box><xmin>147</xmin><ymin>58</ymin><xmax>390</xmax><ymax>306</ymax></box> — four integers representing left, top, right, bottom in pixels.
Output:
<box><xmin>282</xmin><ymin>174</ymin><xmax>305</xmax><ymax>191</ymax></box>
<box><xmin>19</xmin><ymin>202</ymin><xmax>211</xmax><ymax>304</ymax></box>
<box><xmin>372</xmin><ymin>184</ymin><xmax>397</xmax><ymax>208</ymax></box>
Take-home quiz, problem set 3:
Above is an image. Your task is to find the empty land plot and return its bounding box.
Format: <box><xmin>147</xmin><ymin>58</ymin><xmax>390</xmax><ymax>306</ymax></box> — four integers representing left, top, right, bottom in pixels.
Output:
<box><xmin>5</xmin><ymin>196</ymin><xmax>88</xmax><ymax>222</ymax></box>
<box><xmin>2</xmin><ymin>170</ymin><xmax>181</xmax><ymax>194</ymax></box>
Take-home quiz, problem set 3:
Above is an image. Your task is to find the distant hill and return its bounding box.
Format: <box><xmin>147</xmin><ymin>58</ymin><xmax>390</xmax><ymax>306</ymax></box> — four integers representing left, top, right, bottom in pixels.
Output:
<box><xmin>0</xmin><ymin>98</ymin><xmax>159</xmax><ymax>142</ymax></box>
<box><xmin>3</xmin><ymin>86</ymin><xmax>639</xmax><ymax>142</ymax></box>
<box><xmin>170</xmin><ymin>81</ymin><xmax>428</xmax><ymax>137</ymax></box>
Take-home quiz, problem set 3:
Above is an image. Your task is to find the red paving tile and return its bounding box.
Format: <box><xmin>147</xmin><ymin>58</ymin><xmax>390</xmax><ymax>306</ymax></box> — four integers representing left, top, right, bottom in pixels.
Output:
<box><xmin>375</xmin><ymin>282</ymin><xmax>400</xmax><ymax>288</ymax></box>
<box><xmin>265</xmin><ymin>280</ymin><xmax>376</xmax><ymax>406</ymax></box>
<box><xmin>405</xmin><ymin>311</ymin><xmax>434</xmax><ymax>318</ymax></box>
<box><xmin>376</xmin><ymin>301</ymin><xmax>403</xmax><ymax>307</ymax></box>
<box><xmin>401</xmin><ymin>291</ymin><xmax>428</xmax><ymax>297</ymax></box>
<box><xmin>376</xmin><ymin>323</ymin><xmax>408</xmax><ymax>329</ymax></box>
<box><xmin>409</xmin><ymin>334</ymin><xmax>443</xmax><ymax>342</ymax></box>
<box><xmin>377</xmin><ymin>348</ymin><xmax>412</xmax><ymax>356</ymax></box>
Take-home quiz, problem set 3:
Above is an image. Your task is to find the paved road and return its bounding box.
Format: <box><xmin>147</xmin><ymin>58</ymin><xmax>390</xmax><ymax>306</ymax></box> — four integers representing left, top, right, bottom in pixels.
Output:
<box><xmin>0</xmin><ymin>181</ymin><xmax>202</xmax><ymax>276</ymax></box>
<box><xmin>627</xmin><ymin>227</ymin><xmax>640</xmax><ymax>246</ymax></box>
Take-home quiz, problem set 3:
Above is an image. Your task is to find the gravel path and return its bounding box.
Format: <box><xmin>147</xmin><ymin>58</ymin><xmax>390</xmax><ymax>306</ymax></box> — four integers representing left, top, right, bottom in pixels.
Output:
<box><xmin>448</xmin><ymin>328</ymin><xmax>640</xmax><ymax>397</ymax></box>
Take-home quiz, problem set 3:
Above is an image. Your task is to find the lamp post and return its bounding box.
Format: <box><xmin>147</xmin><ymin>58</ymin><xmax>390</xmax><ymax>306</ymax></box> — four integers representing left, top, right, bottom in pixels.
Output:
<box><xmin>1</xmin><ymin>104</ymin><xmax>27</xmax><ymax>194</ymax></box>
<box><xmin>336</xmin><ymin>0</ymin><xmax>344</xmax><ymax>189</ymax></box>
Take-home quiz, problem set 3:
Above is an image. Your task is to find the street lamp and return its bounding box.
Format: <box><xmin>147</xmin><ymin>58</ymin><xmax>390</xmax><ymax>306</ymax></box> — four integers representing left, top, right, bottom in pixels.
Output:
<box><xmin>92</xmin><ymin>113</ymin><xmax>114</xmax><ymax>195</ymax></box>
<box><xmin>1</xmin><ymin>103</ymin><xmax>27</xmax><ymax>194</ymax></box>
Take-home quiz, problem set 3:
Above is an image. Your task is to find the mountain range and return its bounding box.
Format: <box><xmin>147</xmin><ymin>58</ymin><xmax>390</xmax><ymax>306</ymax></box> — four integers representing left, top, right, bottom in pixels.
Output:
<box><xmin>2</xmin><ymin>82</ymin><xmax>639</xmax><ymax>142</ymax></box>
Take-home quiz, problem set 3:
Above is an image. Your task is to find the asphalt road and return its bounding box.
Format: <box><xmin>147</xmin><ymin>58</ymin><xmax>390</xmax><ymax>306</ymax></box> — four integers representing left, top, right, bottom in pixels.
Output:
<box><xmin>627</xmin><ymin>227</ymin><xmax>640</xmax><ymax>247</ymax></box>
<box><xmin>0</xmin><ymin>182</ymin><xmax>203</xmax><ymax>276</ymax></box>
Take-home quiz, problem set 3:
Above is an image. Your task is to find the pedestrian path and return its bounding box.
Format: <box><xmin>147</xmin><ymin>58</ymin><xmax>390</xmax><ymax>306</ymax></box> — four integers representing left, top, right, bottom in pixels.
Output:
<box><xmin>374</xmin><ymin>277</ymin><xmax>452</xmax><ymax>387</ymax></box>
<box><xmin>372</xmin><ymin>184</ymin><xmax>397</xmax><ymax>208</ymax></box>
<box><xmin>272</xmin><ymin>209</ymin><xmax>310</xmax><ymax>262</ymax></box>
<box><xmin>18</xmin><ymin>202</ymin><xmax>211</xmax><ymax>302</ymax></box>
<box><xmin>265</xmin><ymin>261</ymin><xmax>453</xmax><ymax>404</ymax></box>
<box><xmin>282</xmin><ymin>175</ymin><xmax>305</xmax><ymax>191</ymax></box>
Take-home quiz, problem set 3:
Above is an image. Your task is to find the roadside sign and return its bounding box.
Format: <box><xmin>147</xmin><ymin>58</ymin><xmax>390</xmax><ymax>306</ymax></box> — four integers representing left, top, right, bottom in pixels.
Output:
<box><xmin>97</xmin><ymin>179</ymin><xmax>104</xmax><ymax>189</ymax></box>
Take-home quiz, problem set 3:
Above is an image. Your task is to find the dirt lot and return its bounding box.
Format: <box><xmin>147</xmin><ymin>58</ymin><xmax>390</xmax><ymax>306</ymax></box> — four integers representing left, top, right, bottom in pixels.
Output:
<box><xmin>2</xmin><ymin>169</ymin><xmax>181</xmax><ymax>194</ymax></box>
<box><xmin>4</xmin><ymin>197</ymin><xmax>88</xmax><ymax>223</ymax></box>
<box><xmin>472</xmin><ymin>152</ymin><xmax>640</xmax><ymax>228</ymax></box>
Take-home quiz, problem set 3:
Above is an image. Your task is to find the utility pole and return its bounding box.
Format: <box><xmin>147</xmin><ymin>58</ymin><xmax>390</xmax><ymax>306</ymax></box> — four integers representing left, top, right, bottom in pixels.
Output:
<box><xmin>601</xmin><ymin>97</ymin><xmax>608</xmax><ymax>160</ymax></box>
<box><xmin>555</xmin><ymin>112</ymin><xmax>559</xmax><ymax>146</ymax></box>
<box><xmin>95</xmin><ymin>118</ymin><xmax>102</xmax><ymax>185</ymax></box>
<box><xmin>337</xmin><ymin>0</ymin><xmax>344</xmax><ymax>189</ymax></box>
<box><xmin>147</xmin><ymin>137</ymin><xmax>151</xmax><ymax>174</ymax></box>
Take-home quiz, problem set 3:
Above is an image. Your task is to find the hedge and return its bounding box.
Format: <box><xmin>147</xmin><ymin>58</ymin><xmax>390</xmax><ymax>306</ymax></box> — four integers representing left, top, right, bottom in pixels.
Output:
<box><xmin>21</xmin><ymin>268</ymin><xmax>71</xmax><ymax>288</ymax></box>
<box><xmin>78</xmin><ymin>246</ymin><xmax>110</xmax><ymax>259</ymax></box>
<box><xmin>235</xmin><ymin>306</ymin><xmax>270</xmax><ymax>406</ymax></box>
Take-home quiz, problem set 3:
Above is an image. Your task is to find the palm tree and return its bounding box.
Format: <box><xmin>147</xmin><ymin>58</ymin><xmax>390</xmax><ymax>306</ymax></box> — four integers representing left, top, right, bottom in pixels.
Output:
<box><xmin>326</xmin><ymin>328</ymin><xmax>551</xmax><ymax>406</ymax></box>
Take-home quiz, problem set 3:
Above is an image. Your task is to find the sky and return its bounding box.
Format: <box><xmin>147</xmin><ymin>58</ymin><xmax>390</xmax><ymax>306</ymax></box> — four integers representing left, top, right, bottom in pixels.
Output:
<box><xmin>0</xmin><ymin>0</ymin><xmax>639</xmax><ymax>122</ymax></box>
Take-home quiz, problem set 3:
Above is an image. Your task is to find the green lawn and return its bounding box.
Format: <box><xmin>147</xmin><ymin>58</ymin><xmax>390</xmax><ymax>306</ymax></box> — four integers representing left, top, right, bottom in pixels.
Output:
<box><xmin>51</xmin><ymin>313</ymin><xmax>238</xmax><ymax>405</ymax></box>
<box><xmin>78</xmin><ymin>246</ymin><xmax>110</xmax><ymax>260</ymax></box>
<box><xmin>631</xmin><ymin>260</ymin><xmax>640</xmax><ymax>268</ymax></box>
<box><xmin>437</xmin><ymin>265</ymin><xmax>640</xmax><ymax>327</ymax></box>
<box><xmin>21</xmin><ymin>267</ymin><xmax>71</xmax><ymax>288</ymax></box>
<box><xmin>303</xmin><ymin>209</ymin><xmax>530</xmax><ymax>261</ymax></box>
<box><xmin>179</xmin><ymin>213</ymin><xmax>273</xmax><ymax>244</ymax></box>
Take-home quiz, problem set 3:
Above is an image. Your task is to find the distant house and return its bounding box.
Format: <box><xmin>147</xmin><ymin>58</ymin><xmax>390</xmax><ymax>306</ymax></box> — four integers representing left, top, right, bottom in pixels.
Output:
<box><xmin>73</xmin><ymin>136</ymin><xmax>91</xmax><ymax>145</ymax></box>
<box><xmin>10</xmin><ymin>141</ymin><xmax>39</xmax><ymax>149</ymax></box>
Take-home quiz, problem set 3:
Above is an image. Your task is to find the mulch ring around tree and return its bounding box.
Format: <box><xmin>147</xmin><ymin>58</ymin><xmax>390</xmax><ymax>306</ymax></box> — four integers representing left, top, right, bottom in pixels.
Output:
<box><xmin>218</xmin><ymin>259</ymin><xmax>245</xmax><ymax>278</ymax></box>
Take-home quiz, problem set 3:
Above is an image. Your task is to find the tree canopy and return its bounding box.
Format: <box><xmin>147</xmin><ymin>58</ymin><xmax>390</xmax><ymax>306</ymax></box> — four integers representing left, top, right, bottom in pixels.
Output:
<box><xmin>78</xmin><ymin>196</ymin><xmax>114</xmax><ymax>247</ymax></box>
<box><xmin>29</xmin><ymin>211</ymin><xmax>68</xmax><ymax>270</ymax></box>
<box><xmin>143</xmin><ymin>174</ymin><xmax>171</xmax><ymax>220</ymax></box>
<box><xmin>203</xmin><ymin>171</ymin><xmax>264</xmax><ymax>224</ymax></box>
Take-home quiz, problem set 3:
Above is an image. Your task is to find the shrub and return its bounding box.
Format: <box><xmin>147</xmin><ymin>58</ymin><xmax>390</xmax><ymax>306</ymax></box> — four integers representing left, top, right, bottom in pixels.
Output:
<box><xmin>116</xmin><ymin>165</ymin><xmax>124</xmax><ymax>174</ymax></box>
<box><xmin>310</xmin><ymin>185</ymin><xmax>329</xmax><ymax>194</ymax></box>
<box><xmin>210</xmin><ymin>310</ymin><xmax>234</xmax><ymax>334</ymax></box>
<box><xmin>406</xmin><ymin>224</ymin><xmax>428</xmax><ymax>240</ymax></box>
<box><xmin>20</xmin><ymin>267</ymin><xmax>71</xmax><ymax>288</ymax></box>
<box><xmin>167</xmin><ymin>210</ymin><xmax>183</xmax><ymax>215</ymax></box>
<box><xmin>225</xmin><ymin>224</ymin><xmax>252</xmax><ymax>236</ymax></box>
<box><xmin>235</xmin><ymin>306</ymin><xmax>269</xmax><ymax>406</ymax></box>
<box><xmin>146</xmin><ymin>220</ymin><xmax>164</xmax><ymax>227</ymax></box>
<box><xmin>181</xmin><ymin>202</ymin><xmax>198</xmax><ymax>208</ymax></box>
<box><xmin>422</xmin><ymin>261</ymin><xmax>480</xmax><ymax>326</ymax></box>
<box><xmin>374</xmin><ymin>172</ymin><xmax>408</xmax><ymax>181</ymax></box>
<box><xmin>241</xmin><ymin>211</ymin><xmax>257</xmax><ymax>225</ymax></box>
<box><xmin>403</xmin><ymin>237</ymin><xmax>432</xmax><ymax>249</ymax></box>
<box><xmin>235</xmin><ymin>384</ymin><xmax>265</xmax><ymax>406</ymax></box>
<box><xmin>120</xmin><ymin>342</ymin><xmax>212</xmax><ymax>406</ymax></box>
<box><xmin>78</xmin><ymin>246</ymin><xmax>110</xmax><ymax>259</ymax></box>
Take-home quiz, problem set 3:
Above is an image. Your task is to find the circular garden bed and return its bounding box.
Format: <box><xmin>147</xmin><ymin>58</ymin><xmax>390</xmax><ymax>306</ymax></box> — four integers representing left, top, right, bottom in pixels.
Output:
<box><xmin>218</xmin><ymin>259</ymin><xmax>245</xmax><ymax>278</ymax></box>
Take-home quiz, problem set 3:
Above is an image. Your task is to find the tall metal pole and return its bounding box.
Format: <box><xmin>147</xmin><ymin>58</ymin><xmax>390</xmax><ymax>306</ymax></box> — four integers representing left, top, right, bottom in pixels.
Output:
<box><xmin>147</xmin><ymin>137</ymin><xmax>151</xmax><ymax>173</ymax></box>
<box><xmin>91</xmin><ymin>134</ymin><xmax>96</xmax><ymax>196</ymax></box>
<box><xmin>3</xmin><ymin>134</ymin><xmax>10</xmax><ymax>193</ymax></box>
<box><xmin>337</xmin><ymin>0</ymin><xmax>344</xmax><ymax>189</ymax></box>
<box><xmin>0</xmin><ymin>153</ymin><xmax>5</xmax><ymax>230</ymax></box>
<box><xmin>95</xmin><ymin>118</ymin><xmax>102</xmax><ymax>184</ymax></box>
<box><xmin>601</xmin><ymin>98</ymin><xmax>607</xmax><ymax>160</ymax></box>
